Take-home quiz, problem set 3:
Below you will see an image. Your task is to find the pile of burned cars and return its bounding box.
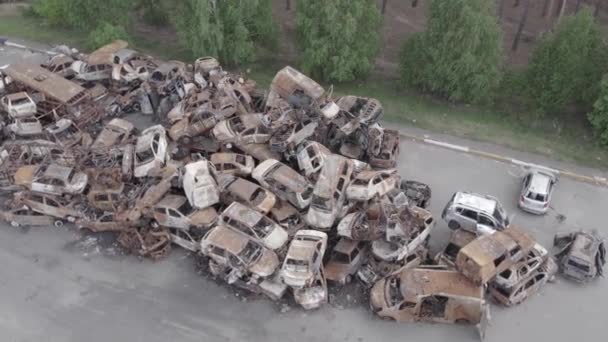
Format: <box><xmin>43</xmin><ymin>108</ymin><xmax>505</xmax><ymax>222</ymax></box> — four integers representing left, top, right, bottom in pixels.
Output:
<box><xmin>0</xmin><ymin>40</ymin><xmax>605</xmax><ymax>339</ymax></box>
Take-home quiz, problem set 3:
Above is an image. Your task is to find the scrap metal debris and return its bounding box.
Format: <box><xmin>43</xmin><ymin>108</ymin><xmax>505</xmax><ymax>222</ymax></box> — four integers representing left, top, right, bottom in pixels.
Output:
<box><xmin>0</xmin><ymin>40</ymin><xmax>601</xmax><ymax>337</ymax></box>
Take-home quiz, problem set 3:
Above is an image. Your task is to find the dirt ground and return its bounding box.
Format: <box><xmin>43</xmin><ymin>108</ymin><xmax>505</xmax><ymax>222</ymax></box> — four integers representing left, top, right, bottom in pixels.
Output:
<box><xmin>271</xmin><ymin>0</ymin><xmax>607</xmax><ymax>73</ymax></box>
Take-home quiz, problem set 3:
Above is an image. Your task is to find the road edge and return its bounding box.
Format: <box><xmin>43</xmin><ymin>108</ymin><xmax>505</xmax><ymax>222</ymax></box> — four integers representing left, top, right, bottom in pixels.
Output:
<box><xmin>399</xmin><ymin>132</ymin><xmax>608</xmax><ymax>188</ymax></box>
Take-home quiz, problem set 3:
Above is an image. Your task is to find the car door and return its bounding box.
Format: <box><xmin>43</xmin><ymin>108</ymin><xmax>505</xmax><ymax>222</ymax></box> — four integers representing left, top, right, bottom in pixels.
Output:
<box><xmin>167</xmin><ymin>208</ymin><xmax>188</xmax><ymax>230</ymax></box>
<box><xmin>456</xmin><ymin>207</ymin><xmax>478</xmax><ymax>232</ymax></box>
<box><xmin>477</xmin><ymin>214</ymin><xmax>497</xmax><ymax>234</ymax></box>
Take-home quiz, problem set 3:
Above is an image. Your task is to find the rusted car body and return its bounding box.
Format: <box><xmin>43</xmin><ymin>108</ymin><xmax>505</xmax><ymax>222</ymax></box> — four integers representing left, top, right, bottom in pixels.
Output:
<box><xmin>456</xmin><ymin>226</ymin><xmax>536</xmax><ymax>285</ymax></box>
<box><xmin>492</xmin><ymin>243</ymin><xmax>549</xmax><ymax>289</ymax></box>
<box><xmin>45</xmin><ymin>118</ymin><xmax>92</xmax><ymax>148</ymax></box>
<box><xmin>371</xmin><ymin>206</ymin><xmax>434</xmax><ymax>262</ymax></box>
<box><xmin>91</xmin><ymin>118</ymin><xmax>135</xmax><ymax>149</ymax></box>
<box><xmin>296</xmin><ymin>141</ymin><xmax>331</xmax><ymax>181</ymax></box>
<box><xmin>200</xmin><ymin>225</ymin><xmax>280</xmax><ymax>280</ymax></box>
<box><xmin>280</xmin><ymin>230</ymin><xmax>328</xmax><ymax>288</ymax></box>
<box><xmin>14</xmin><ymin>163</ymin><xmax>88</xmax><ymax>195</ymax></box>
<box><xmin>117</xmin><ymin>173</ymin><xmax>175</xmax><ymax>223</ymax></box>
<box><xmin>210</xmin><ymin>152</ymin><xmax>254</xmax><ymax>176</ymax></box>
<box><xmin>337</xmin><ymin>202</ymin><xmax>387</xmax><ymax>241</ymax></box>
<box><xmin>152</xmin><ymin>194</ymin><xmax>218</xmax><ymax>232</ymax></box>
<box><xmin>13</xmin><ymin>191</ymin><xmax>86</xmax><ymax>222</ymax></box>
<box><xmin>213</xmin><ymin>113</ymin><xmax>270</xmax><ymax>145</ymax></box>
<box><xmin>217</xmin><ymin>174</ymin><xmax>276</xmax><ymax>214</ymax></box>
<box><xmin>220</xmin><ymin>202</ymin><xmax>288</xmax><ymax>250</ymax></box>
<box><xmin>346</xmin><ymin>169</ymin><xmax>400</xmax><ymax>202</ymax></box>
<box><xmin>553</xmin><ymin>230</ymin><xmax>605</xmax><ymax>282</ymax></box>
<box><xmin>489</xmin><ymin>257</ymin><xmax>557</xmax><ymax>306</ymax></box>
<box><xmin>76</xmin><ymin>212</ymin><xmax>133</xmax><ymax>233</ymax></box>
<box><xmin>370</xmin><ymin>267</ymin><xmax>489</xmax><ymax>338</ymax></box>
<box><xmin>435</xmin><ymin>229</ymin><xmax>477</xmax><ymax>269</ymax></box>
<box><xmin>42</xmin><ymin>54</ymin><xmax>75</xmax><ymax>79</ymax></box>
<box><xmin>87</xmin><ymin>180</ymin><xmax>125</xmax><ymax>212</ymax></box>
<box><xmin>306</xmin><ymin>155</ymin><xmax>354</xmax><ymax>229</ymax></box>
<box><xmin>182</xmin><ymin>160</ymin><xmax>220</xmax><ymax>209</ymax></box>
<box><xmin>400</xmin><ymin>180</ymin><xmax>432</xmax><ymax>209</ymax></box>
<box><xmin>71</xmin><ymin>61</ymin><xmax>113</xmax><ymax>82</ymax></box>
<box><xmin>369</xmin><ymin>129</ymin><xmax>400</xmax><ymax>169</ymax></box>
<box><xmin>236</xmin><ymin>143</ymin><xmax>281</xmax><ymax>161</ymax></box>
<box><xmin>4</xmin><ymin>116</ymin><xmax>43</xmax><ymax>139</ymax></box>
<box><xmin>268</xmin><ymin>199</ymin><xmax>305</xmax><ymax>235</ymax></box>
<box><xmin>293</xmin><ymin>266</ymin><xmax>328</xmax><ymax>310</ymax></box>
<box><xmin>268</xmin><ymin>66</ymin><xmax>326</xmax><ymax>111</ymax></box>
<box><xmin>134</xmin><ymin>125</ymin><xmax>168</xmax><ymax>178</ymax></box>
<box><xmin>325</xmin><ymin>238</ymin><xmax>367</xmax><ymax>285</ymax></box>
<box><xmin>0</xmin><ymin>205</ymin><xmax>55</xmax><ymax>227</ymax></box>
<box><xmin>335</xmin><ymin>96</ymin><xmax>384</xmax><ymax>135</ymax></box>
<box><xmin>1</xmin><ymin>91</ymin><xmax>37</xmax><ymax>118</ymax></box>
<box><xmin>252</xmin><ymin>159</ymin><xmax>313</xmax><ymax>210</ymax></box>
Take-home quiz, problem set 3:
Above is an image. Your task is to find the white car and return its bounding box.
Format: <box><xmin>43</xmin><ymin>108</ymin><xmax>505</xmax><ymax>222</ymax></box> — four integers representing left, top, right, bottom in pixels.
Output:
<box><xmin>220</xmin><ymin>202</ymin><xmax>288</xmax><ymax>250</ymax></box>
<box><xmin>134</xmin><ymin>125</ymin><xmax>168</xmax><ymax>178</ymax></box>
<box><xmin>14</xmin><ymin>163</ymin><xmax>88</xmax><ymax>195</ymax></box>
<box><xmin>346</xmin><ymin>169</ymin><xmax>400</xmax><ymax>201</ymax></box>
<box><xmin>71</xmin><ymin>61</ymin><xmax>112</xmax><ymax>81</ymax></box>
<box><xmin>182</xmin><ymin>160</ymin><xmax>220</xmax><ymax>209</ymax></box>
<box><xmin>252</xmin><ymin>159</ymin><xmax>313</xmax><ymax>210</ymax></box>
<box><xmin>280</xmin><ymin>230</ymin><xmax>328</xmax><ymax>288</ymax></box>
<box><xmin>1</xmin><ymin>92</ymin><xmax>36</xmax><ymax>118</ymax></box>
<box><xmin>4</xmin><ymin>117</ymin><xmax>43</xmax><ymax>139</ymax></box>
<box><xmin>518</xmin><ymin>170</ymin><xmax>557</xmax><ymax>215</ymax></box>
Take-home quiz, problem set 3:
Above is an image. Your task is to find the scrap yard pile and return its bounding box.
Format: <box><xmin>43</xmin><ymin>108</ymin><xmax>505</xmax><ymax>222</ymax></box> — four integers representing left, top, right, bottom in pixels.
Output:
<box><xmin>0</xmin><ymin>40</ymin><xmax>605</xmax><ymax>338</ymax></box>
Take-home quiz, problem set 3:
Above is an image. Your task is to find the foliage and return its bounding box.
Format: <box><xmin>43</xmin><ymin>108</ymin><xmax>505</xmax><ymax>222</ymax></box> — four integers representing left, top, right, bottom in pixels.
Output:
<box><xmin>171</xmin><ymin>0</ymin><xmax>277</xmax><ymax>65</ymax></box>
<box><xmin>86</xmin><ymin>22</ymin><xmax>129</xmax><ymax>50</ymax></box>
<box><xmin>399</xmin><ymin>0</ymin><xmax>502</xmax><ymax>104</ymax></box>
<box><xmin>588</xmin><ymin>77</ymin><xmax>608</xmax><ymax>146</ymax></box>
<box><xmin>526</xmin><ymin>9</ymin><xmax>608</xmax><ymax>115</ymax></box>
<box><xmin>296</xmin><ymin>0</ymin><xmax>382</xmax><ymax>82</ymax></box>
<box><xmin>33</xmin><ymin>0</ymin><xmax>133</xmax><ymax>30</ymax></box>
<box><xmin>135</xmin><ymin>0</ymin><xmax>170</xmax><ymax>26</ymax></box>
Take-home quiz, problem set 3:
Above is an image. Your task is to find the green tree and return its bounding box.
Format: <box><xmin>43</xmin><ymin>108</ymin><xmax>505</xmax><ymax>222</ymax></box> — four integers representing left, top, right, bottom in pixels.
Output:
<box><xmin>33</xmin><ymin>0</ymin><xmax>133</xmax><ymax>30</ymax></box>
<box><xmin>399</xmin><ymin>0</ymin><xmax>502</xmax><ymax>103</ymax></box>
<box><xmin>296</xmin><ymin>0</ymin><xmax>382</xmax><ymax>82</ymax></box>
<box><xmin>171</xmin><ymin>0</ymin><xmax>276</xmax><ymax>65</ymax></box>
<box><xmin>526</xmin><ymin>9</ymin><xmax>608</xmax><ymax>114</ymax></box>
<box><xmin>588</xmin><ymin>77</ymin><xmax>608</xmax><ymax>146</ymax></box>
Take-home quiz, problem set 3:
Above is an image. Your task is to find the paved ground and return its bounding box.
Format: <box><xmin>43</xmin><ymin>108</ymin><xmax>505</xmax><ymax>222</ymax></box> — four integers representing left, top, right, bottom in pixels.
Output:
<box><xmin>1</xmin><ymin>45</ymin><xmax>608</xmax><ymax>342</ymax></box>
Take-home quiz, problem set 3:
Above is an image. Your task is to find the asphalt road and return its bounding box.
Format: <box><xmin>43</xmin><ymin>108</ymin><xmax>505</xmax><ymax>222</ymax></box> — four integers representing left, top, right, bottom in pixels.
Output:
<box><xmin>1</xmin><ymin>44</ymin><xmax>607</xmax><ymax>342</ymax></box>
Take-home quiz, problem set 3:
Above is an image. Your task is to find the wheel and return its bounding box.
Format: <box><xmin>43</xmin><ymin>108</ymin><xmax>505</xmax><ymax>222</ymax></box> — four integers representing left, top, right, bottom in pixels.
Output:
<box><xmin>54</xmin><ymin>220</ymin><xmax>64</xmax><ymax>227</ymax></box>
<box><xmin>455</xmin><ymin>318</ymin><xmax>470</xmax><ymax>325</ymax></box>
<box><xmin>10</xmin><ymin>220</ymin><xmax>20</xmax><ymax>228</ymax></box>
<box><xmin>344</xmin><ymin>275</ymin><xmax>352</xmax><ymax>284</ymax></box>
<box><xmin>178</xmin><ymin>136</ymin><xmax>192</xmax><ymax>145</ymax></box>
<box><xmin>448</xmin><ymin>220</ymin><xmax>460</xmax><ymax>230</ymax></box>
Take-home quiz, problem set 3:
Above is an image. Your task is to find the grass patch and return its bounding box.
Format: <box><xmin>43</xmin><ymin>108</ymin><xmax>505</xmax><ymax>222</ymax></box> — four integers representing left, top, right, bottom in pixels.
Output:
<box><xmin>2</xmin><ymin>9</ymin><xmax>607</xmax><ymax>170</ymax></box>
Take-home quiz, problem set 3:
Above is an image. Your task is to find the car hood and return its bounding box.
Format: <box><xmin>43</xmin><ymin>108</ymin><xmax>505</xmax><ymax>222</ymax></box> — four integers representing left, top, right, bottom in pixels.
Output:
<box><xmin>249</xmin><ymin>249</ymin><xmax>279</xmax><ymax>278</ymax></box>
<box><xmin>188</xmin><ymin>207</ymin><xmax>218</xmax><ymax>228</ymax></box>
<box><xmin>263</xmin><ymin>225</ymin><xmax>289</xmax><ymax>250</ymax></box>
<box><xmin>14</xmin><ymin>165</ymin><xmax>37</xmax><ymax>187</ymax></box>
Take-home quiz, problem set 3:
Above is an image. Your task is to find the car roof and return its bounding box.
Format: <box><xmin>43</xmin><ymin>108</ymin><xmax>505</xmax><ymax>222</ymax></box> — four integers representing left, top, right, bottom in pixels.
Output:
<box><xmin>570</xmin><ymin>232</ymin><xmax>601</xmax><ymax>260</ymax></box>
<box><xmin>222</xmin><ymin>202</ymin><xmax>262</xmax><ymax>225</ymax></box>
<box><xmin>454</xmin><ymin>192</ymin><xmax>496</xmax><ymax>213</ymax></box>
<box><xmin>269</xmin><ymin>163</ymin><xmax>309</xmax><ymax>192</ymax></box>
<box><xmin>156</xmin><ymin>194</ymin><xmax>187</xmax><ymax>209</ymax></box>
<box><xmin>333</xmin><ymin>238</ymin><xmax>360</xmax><ymax>254</ymax></box>
<box><xmin>204</xmin><ymin>225</ymin><xmax>249</xmax><ymax>255</ymax></box>
<box><xmin>528</xmin><ymin>172</ymin><xmax>552</xmax><ymax>195</ymax></box>
<box><xmin>5</xmin><ymin>92</ymin><xmax>30</xmax><ymax>101</ymax></box>
<box><xmin>398</xmin><ymin>268</ymin><xmax>483</xmax><ymax>300</ymax></box>
<box><xmin>43</xmin><ymin>164</ymin><xmax>73</xmax><ymax>181</ymax></box>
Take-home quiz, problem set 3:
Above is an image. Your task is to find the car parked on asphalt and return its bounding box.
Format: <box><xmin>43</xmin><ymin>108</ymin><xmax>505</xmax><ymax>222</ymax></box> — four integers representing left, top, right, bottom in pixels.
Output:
<box><xmin>553</xmin><ymin>230</ymin><xmax>605</xmax><ymax>283</ymax></box>
<box><xmin>518</xmin><ymin>170</ymin><xmax>557</xmax><ymax>215</ymax></box>
<box><xmin>442</xmin><ymin>191</ymin><xmax>510</xmax><ymax>234</ymax></box>
<box><xmin>13</xmin><ymin>191</ymin><xmax>86</xmax><ymax>224</ymax></box>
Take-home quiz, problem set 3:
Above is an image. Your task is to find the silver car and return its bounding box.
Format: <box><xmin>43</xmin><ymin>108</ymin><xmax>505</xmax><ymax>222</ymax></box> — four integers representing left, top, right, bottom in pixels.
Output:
<box><xmin>518</xmin><ymin>170</ymin><xmax>557</xmax><ymax>215</ymax></box>
<box><xmin>442</xmin><ymin>191</ymin><xmax>510</xmax><ymax>234</ymax></box>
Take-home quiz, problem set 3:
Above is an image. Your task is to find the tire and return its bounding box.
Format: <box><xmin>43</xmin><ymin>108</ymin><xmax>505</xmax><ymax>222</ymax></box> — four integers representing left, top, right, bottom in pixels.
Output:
<box><xmin>10</xmin><ymin>221</ymin><xmax>20</xmax><ymax>228</ymax></box>
<box><xmin>344</xmin><ymin>275</ymin><xmax>352</xmax><ymax>284</ymax></box>
<box><xmin>178</xmin><ymin>136</ymin><xmax>192</xmax><ymax>145</ymax></box>
<box><xmin>54</xmin><ymin>220</ymin><xmax>64</xmax><ymax>227</ymax></box>
<box><xmin>448</xmin><ymin>220</ymin><xmax>460</xmax><ymax>230</ymax></box>
<box><xmin>455</xmin><ymin>318</ymin><xmax>470</xmax><ymax>325</ymax></box>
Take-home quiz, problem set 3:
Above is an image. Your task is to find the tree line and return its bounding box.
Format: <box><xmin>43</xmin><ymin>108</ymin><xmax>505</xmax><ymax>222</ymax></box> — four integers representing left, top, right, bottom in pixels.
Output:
<box><xmin>30</xmin><ymin>0</ymin><xmax>608</xmax><ymax>146</ymax></box>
